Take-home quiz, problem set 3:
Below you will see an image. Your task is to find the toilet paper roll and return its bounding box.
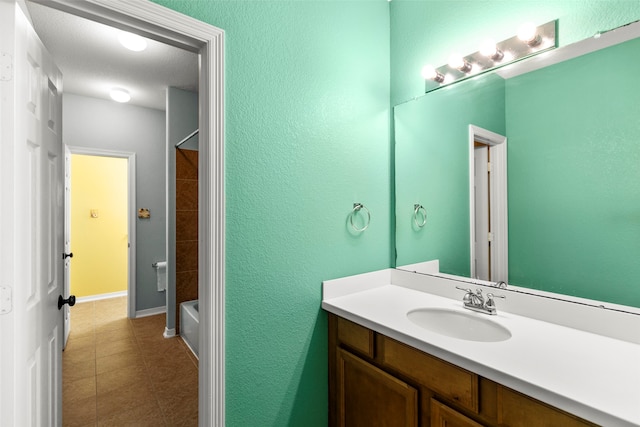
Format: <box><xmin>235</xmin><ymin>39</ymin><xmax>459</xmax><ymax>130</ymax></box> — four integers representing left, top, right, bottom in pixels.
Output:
<box><xmin>154</xmin><ymin>261</ymin><xmax>167</xmax><ymax>292</ymax></box>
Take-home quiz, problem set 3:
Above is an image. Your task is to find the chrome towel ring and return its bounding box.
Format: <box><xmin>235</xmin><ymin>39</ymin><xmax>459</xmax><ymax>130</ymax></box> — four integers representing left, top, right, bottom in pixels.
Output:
<box><xmin>413</xmin><ymin>204</ymin><xmax>427</xmax><ymax>228</ymax></box>
<box><xmin>350</xmin><ymin>203</ymin><xmax>371</xmax><ymax>232</ymax></box>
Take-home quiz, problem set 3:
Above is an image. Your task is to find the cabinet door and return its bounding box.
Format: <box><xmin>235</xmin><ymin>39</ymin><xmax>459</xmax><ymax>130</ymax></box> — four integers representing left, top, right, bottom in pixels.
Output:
<box><xmin>337</xmin><ymin>349</ymin><xmax>418</xmax><ymax>427</ymax></box>
<box><xmin>431</xmin><ymin>399</ymin><xmax>485</xmax><ymax>427</ymax></box>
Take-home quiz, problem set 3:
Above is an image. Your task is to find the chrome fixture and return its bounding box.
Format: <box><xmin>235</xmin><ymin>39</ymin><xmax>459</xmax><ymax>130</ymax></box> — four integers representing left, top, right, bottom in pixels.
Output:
<box><xmin>176</xmin><ymin>128</ymin><xmax>199</xmax><ymax>148</ymax></box>
<box><xmin>456</xmin><ymin>287</ymin><xmax>505</xmax><ymax>315</ymax></box>
<box><xmin>349</xmin><ymin>203</ymin><xmax>370</xmax><ymax>232</ymax></box>
<box><xmin>422</xmin><ymin>20</ymin><xmax>557</xmax><ymax>93</ymax></box>
<box><xmin>413</xmin><ymin>204</ymin><xmax>427</xmax><ymax>228</ymax></box>
<box><xmin>494</xmin><ymin>281</ymin><xmax>507</xmax><ymax>289</ymax></box>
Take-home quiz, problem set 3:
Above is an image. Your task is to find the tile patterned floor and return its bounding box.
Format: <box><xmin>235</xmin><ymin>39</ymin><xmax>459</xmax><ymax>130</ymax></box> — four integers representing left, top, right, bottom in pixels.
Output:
<box><xmin>63</xmin><ymin>297</ymin><xmax>198</xmax><ymax>426</ymax></box>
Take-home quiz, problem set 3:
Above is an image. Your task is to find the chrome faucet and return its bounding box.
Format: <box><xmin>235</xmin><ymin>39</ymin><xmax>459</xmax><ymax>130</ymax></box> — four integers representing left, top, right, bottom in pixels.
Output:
<box><xmin>494</xmin><ymin>281</ymin><xmax>507</xmax><ymax>289</ymax></box>
<box><xmin>455</xmin><ymin>287</ymin><xmax>505</xmax><ymax>315</ymax></box>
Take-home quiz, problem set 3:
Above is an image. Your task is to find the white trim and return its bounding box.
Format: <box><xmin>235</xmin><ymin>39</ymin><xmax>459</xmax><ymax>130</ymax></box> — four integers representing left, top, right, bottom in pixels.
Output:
<box><xmin>76</xmin><ymin>290</ymin><xmax>127</xmax><ymax>303</ymax></box>
<box><xmin>163</xmin><ymin>327</ymin><xmax>176</xmax><ymax>338</ymax></box>
<box><xmin>66</xmin><ymin>145</ymin><xmax>137</xmax><ymax>319</ymax></box>
<box><xmin>181</xmin><ymin>335</ymin><xmax>199</xmax><ymax>359</ymax></box>
<box><xmin>135</xmin><ymin>305</ymin><xmax>166</xmax><ymax>318</ymax></box>
<box><xmin>468</xmin><ymin>125</ymin><xmax>508</xmax><ymax>282</ymax></box>
<box><xmin>29</xmin><ymin>1</ymin><xmax>225</xmax><ymax>425</ymax></box>
<box><xmin>48</xmin><ymin>2</ymin><xmax>222</xmax><ymax>425</ymax></box>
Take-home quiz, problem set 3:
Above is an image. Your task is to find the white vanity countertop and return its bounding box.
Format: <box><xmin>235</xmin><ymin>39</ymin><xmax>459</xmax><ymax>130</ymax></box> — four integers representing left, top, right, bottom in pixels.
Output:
<box><xmin>322</xmin><ymin>269</ymin><xmax>640</xmax><ymax>427</ymax></box>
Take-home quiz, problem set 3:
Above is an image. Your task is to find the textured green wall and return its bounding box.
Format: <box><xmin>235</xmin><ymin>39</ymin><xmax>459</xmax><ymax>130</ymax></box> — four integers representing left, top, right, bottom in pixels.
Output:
<box><xmin>152</xmin><ymin>1</ymin><xmax>390</xmax><ymax>425</ymax></box>
<box><xmin>391</xmin><ymin>0</ymin><xmax>640</xmax><ymax>105</ymax></box>
<box><xmin>394</xmin><ymin>75</ymin><xmax>505</xmax><ymax>273</ymax></box>
<box><xmin>506</xmin><ymin>38</ymin><xmax>640</xmax><ymax>307</ymax></box>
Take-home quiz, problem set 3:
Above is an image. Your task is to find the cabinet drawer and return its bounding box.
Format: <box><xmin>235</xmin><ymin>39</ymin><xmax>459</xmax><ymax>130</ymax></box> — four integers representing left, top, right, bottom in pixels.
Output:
<box><xmin>431</xmin><ymin>399</ymin><xmax>485</xmax><ymax>427</ymax></box>
<box><xmin>497</xmin><ymin>386</ymin><xmax>598</xmax><ymax>427</ymax></box>
<box><xmin>381</xmin><ymin>336</ymin><xmax>479</xmax><ymax>412</ymax></box>
<box><xmin>337</xmin><ymin>317</ymin><xmax>374</xmax><ymax>358</ymax></box>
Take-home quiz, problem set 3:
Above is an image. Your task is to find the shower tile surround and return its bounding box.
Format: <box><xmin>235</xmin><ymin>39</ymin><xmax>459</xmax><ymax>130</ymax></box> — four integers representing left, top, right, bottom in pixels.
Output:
<box><xmin>62</xmin><ymin>297</ymin><xmax>198</xmax><ymax>426</ymax></box>
<box><xmin>175</xmin><ymin>149</ymin><xmax>199</xmax><ymax>334</ymax></box>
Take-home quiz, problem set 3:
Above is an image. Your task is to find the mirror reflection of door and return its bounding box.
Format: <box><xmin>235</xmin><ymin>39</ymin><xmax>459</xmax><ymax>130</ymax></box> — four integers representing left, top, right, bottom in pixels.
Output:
<box><xmin>469</xmin><ymin>125</ymin><xmax>507</xmax><ymax>284</ymax></box>
<box><xmin>474</xmin><ymin>142</ymin><xmax>491</xmax><ymax>280</ymax></box>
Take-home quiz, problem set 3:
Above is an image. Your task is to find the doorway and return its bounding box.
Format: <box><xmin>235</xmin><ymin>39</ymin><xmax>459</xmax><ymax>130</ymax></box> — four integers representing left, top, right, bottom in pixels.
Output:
<box><xmin>23</xmin><ymin>1</ymin><xmax>224</xmax><ymax>425</ymax></box>
<box><xmin>468</xmin><ymin>125</ymin><xmax>508</xmax><ymax>283</ymax></box>
<box><xmin>67</xmin><ymin>150</ymin><xmax>134</xmax><ymax>312</ymax></box>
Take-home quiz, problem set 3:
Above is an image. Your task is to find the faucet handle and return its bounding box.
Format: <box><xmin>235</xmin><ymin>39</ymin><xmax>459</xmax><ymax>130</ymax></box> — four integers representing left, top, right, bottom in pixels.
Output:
<box><xmin>485</xmin><ymin>293</ymin><xmax>505</xmax><ymax>311</ymax></box>
<box><xmin>455</xmin><ymin>286</ymin><xmax>475</xmax><ymax>305</ymax></box>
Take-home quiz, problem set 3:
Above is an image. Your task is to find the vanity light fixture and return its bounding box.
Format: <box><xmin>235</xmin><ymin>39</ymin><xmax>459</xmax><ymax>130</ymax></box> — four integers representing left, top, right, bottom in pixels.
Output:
<box><xmin>110</xmin><ymin>87</ymin><xmax>131</xmax><ymax>103</ymax></box>
<box><xmin>118</xmin><ymin>31</ymin><xmax>147</xmax><ymax>52</ymax></box>
<box><xmin>421</xmin><ymin>65</ymin><xmax>445</xmax><ymax>83</ymax></box>
<box><xmin>479</xmin><ymin>39</ymin><xmax>504</xmax><ymax>61</ymax></box>
<box><xmin>422</xmin><ymin>20</ymin><xmax>557</xmax><ymax>93</ymax></box>
<box><xmin>517</xmin><ymin>22</ymin><xmax>542</xmax><ymax>46</ymax></box>
<box><xmin>448</xmin><ymin>54</ymin><xmax>473</xmax><ymax>73</ymax></box>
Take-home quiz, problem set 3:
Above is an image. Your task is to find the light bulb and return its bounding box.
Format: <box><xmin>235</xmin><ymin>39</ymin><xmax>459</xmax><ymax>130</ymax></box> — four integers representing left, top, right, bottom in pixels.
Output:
<box><xmin>448</xmin><ymin>54</ymin><xmax>472</xmax><ymax>73</ymax></box>
<box><xmin>118</xmin><ymin>31</ymin><xmax>147</xmax><ymax>52</ymax></box>
<box><xmin>110</xmin><ymin>88</ymin><xmax>131</xmax><ymax>103</ymax></box>
<box><xmin>421</xmin><ymin>65</ymin><xmax>445</xmax><ymax>83</ymax></box>
<box><xmin>479</xmin><ymin>39</ymin><xmax>504</xmax><ymax>61</ymax></box>
<box><xmin>518</xmin><ymin>22</ymin><xmax>541</xmax><ymax>46</ymax></box>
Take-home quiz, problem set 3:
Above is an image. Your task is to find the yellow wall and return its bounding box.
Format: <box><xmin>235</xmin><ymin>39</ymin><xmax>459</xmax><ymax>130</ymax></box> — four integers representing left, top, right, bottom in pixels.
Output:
<box><xmin>71</xmin><ymin>154</ymin><xmax>128</xmax><ymax>297</ymax></box>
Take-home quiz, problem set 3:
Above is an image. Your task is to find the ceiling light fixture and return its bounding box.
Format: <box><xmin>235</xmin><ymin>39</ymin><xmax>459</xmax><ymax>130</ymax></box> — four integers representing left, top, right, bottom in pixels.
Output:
<box><xmin>422</xmin><ymin>20</ymin><xmax>557</xmax><ymax>93</ymax></box>
<box><xmin>110</xmin><ymin>88</ymin><xmax>131</xmax><ymax>103</ymax></box>
<box><xmin>118</xmin><ymin>31</ymin><xmax>147</xmax><ymax>52</ymax></box>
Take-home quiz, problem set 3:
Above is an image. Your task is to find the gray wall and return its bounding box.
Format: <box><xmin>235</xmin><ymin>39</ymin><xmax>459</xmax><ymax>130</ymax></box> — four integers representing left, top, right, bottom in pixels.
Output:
<box><xmin>63</xmin><ymin>93</ymin><xmax>166</xmax><ymax>312</ymax></box>
<box><xmin>166</xmin><ymin>87</ymin><xmax>198</xmax><ymax>331</ymax></box>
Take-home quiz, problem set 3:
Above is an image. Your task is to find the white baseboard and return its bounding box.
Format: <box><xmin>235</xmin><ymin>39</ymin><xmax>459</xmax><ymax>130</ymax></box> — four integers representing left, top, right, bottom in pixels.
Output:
<box><xmin>76</xmin><ymin>290</ymin><xmax>127</xmax><ymax>303</ymax></box>
<box><xmin>180</xmin><ymin>335</ymin><xmax>199</xmax><ymax>359</ymax></box>
<box><xmin>135</xmin><ymin>305</ymin><xmax>166</xmax><ymax>318</ymax></box>
<box><xmin>164</xmin><ymin>327</ymin><xmax>176</xmax><ymax>338</ymax></box>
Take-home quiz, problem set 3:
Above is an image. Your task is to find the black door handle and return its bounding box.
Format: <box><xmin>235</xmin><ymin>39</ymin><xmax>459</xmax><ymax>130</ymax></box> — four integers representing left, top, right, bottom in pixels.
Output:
<box><xmin>62</xmin><ymin>252</ymin><xmax>73</xmax><ymax>259</ymax></box>
<box><xmin>58</xmin><ymin>295</ymin><xmax>76</xmax><ymax>310</ymax></box>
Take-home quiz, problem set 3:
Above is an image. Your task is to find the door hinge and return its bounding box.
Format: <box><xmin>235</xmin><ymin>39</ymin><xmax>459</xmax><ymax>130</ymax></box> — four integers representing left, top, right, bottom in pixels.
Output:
<box><xmin>487</xmin><ymin>162</ymin><xmax>492</xmax><ymax>173</ymax></box>
<box><xmin>488</xmin><ymin>232</ymin><xmax>494</xmax><ymax>242</ymax></box>
<box><xmin>0</xmin><ymin>286</ymin><xmax>12</xmax><ymax>314</ymax></box>
<box><xmin>0</xmin><ymin>52</ymin><xmax>13</xmax><ymax>81</ymax></box>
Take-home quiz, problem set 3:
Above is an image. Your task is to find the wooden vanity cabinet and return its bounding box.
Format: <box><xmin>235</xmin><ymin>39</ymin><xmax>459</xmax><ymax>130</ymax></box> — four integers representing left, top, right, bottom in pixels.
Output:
<box><xmin>337</xmin><ymin>348</ymin><xmax>418</xmax><ymax>426</ymax></box>
<box><xmin>328</xmin><ymin>314</ymin><xmax>597</xmax><ymax>427</ymax></box>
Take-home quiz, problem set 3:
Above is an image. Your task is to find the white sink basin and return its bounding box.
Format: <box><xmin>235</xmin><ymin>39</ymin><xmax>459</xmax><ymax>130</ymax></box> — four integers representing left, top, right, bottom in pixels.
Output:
<box><xmin>407</xmin><ymin>308</ymin><xmax>512</xmax><ymax>342</ymax></box>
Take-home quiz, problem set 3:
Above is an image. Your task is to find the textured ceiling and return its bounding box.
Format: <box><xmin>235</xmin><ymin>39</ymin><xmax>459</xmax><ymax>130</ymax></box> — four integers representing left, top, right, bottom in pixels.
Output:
<box><xmin>26</xmin><ymin>1</ymin><xmax>198</xmax><ymax>111</ymax></box>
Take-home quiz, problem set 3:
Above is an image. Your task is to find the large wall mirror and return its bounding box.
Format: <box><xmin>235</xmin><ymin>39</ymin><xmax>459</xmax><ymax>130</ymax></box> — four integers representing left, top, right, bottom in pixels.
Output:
<box><xmin>394</xmin><ymin>20</ymin><xmax>640</xmax><ymax>309</ymax></box>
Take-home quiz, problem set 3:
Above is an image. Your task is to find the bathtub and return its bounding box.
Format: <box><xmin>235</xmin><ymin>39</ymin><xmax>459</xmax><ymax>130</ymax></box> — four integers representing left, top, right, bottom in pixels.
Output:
<box><xmin>180</xmin><ymin>300</ymin><xmax>199</xmax><ymax>358</ymax></box>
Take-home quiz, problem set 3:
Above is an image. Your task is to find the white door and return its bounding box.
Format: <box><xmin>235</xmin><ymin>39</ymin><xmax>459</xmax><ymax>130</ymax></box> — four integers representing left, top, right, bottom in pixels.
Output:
<box><xmin>63</xmin><ymin>146</ymin><xmax>72</xmax><ymax>348</ymax></box>
<box><xmin>0</xmin><ymin>2</ymin><xmax>65</xmax><ymax>426</ymax></box>
<box><xmin>474</xmin><ymin>145</ymin><xmax>490</xmax><ymax>280</ymax></box>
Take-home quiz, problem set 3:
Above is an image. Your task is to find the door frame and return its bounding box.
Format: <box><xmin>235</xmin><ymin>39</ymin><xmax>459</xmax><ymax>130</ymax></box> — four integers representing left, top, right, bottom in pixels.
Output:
<box><xmin>30</xmin><ymin>1</ymin><xmax>226</xmax><ymax>425</ymax></box>
<box><xmin>66</xmin><ymin>147</ymin><xmax>136</xmax><ymax>317</ymax></box>
<box><xmin>468</xmin><ymin>125</ymin><xmax>508</xmax><ymax>282</ymax></box>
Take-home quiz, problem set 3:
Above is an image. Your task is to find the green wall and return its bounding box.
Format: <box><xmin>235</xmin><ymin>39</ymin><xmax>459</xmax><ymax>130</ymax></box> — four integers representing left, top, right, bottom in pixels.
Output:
<box><xmin>152</xmin><ymin>1</ymin><xmax>390</xmax><ymax>425</ymax></box>
<box><xmin>394</xmin><ymin>75</ymin><xmax>505</xmax><ymax>273</ymax></box>
<box><xmin>506</xmin><ymin>37</ymin><xmax>640</xmax><ymax>306</ymax></box>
